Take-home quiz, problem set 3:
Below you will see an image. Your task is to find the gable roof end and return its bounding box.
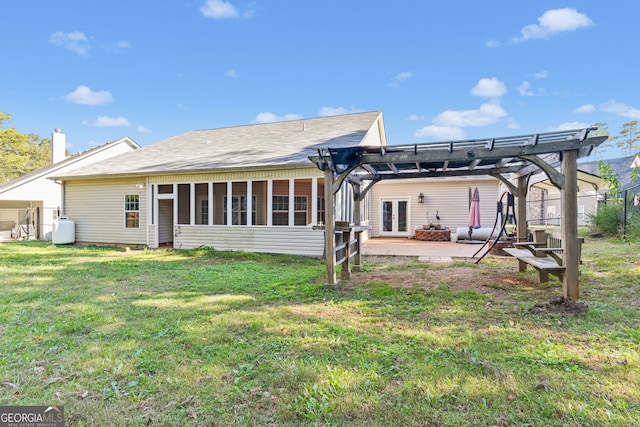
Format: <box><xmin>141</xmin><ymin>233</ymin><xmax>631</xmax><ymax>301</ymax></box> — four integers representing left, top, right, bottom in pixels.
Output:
<box><xmin>0</xmin><ymin>136</ymin><xmax>140</xmax><ymax>194</ymax></box>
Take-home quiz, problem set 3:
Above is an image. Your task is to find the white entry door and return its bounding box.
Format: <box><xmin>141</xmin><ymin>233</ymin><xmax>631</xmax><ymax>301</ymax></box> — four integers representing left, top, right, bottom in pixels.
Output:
<box><xmin>380</xmin><ymin>198</ymin><xmax>410</xmax><ymax>236</ymax></box>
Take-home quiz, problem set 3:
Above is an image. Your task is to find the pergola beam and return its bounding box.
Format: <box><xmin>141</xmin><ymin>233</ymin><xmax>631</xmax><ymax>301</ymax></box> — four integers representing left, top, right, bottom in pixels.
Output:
<box><xmin>351</xmin><ymin>136</ymin><xmax>605</xmax><ymax>167</ymax></box>
<box><xmin>518</xmin><ymin>154</ymin><xmax>565</xmax><ymax>189</ymax></box>
<box><xmin>354</xmin><ymin>166</ymin><xmax>521</xmax><ymax>181</ymax></box>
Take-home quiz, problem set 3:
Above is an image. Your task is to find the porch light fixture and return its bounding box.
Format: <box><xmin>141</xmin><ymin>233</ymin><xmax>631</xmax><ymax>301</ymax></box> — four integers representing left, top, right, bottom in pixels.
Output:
<box><xmin>418</xmin><ymin>193</ymin><xmax>424</xmax><ymax>203</ymax></box>
<box><xmin>136</xmin><ymin>183</ymin><xmax>145</xmax><ymax>189</ymax></box>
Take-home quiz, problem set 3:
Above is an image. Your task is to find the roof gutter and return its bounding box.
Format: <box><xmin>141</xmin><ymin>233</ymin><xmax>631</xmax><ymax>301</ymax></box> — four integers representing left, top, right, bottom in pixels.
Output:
<box><xmin>49</xmin><ymin>162</ymin><xmax>319</xmax><ymax>181</ymax></box>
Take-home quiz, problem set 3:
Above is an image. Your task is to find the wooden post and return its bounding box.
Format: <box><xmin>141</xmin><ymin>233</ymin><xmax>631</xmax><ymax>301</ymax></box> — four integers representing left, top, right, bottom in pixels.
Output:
<box><xmin>532</xmin><ymin>229</ymin><xmax>547</xmax><ymax>247</ymax></box>
<box><xmin>340</xmin><ymin>229</ymin><xmax>351</xmax><ymax>280</ymax></box>
<box><xmin>352</xmin><ymin>184</ymin><xmax>362</xmax><ymax>272</ymax></box>
<box><xmin>324</xmin><ymin>168</ymin><xmax>337</xmax><ymax>286</ymax></box>
<box><xmin>516</xmin><ymin>176</ymin><xmax>528</xmax><ymax>243</ymax></box>
<box><xmin>562</xmin><ymin>149</ymin><xmax>580</xmax><ymax>300</ymax></box>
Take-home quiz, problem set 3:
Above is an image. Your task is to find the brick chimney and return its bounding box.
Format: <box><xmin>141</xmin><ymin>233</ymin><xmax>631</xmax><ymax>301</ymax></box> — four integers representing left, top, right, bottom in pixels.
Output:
<box><xmin>51</xmin><ymin>128</ymin><xmax>66</xmax><ymax>164</ymax></box>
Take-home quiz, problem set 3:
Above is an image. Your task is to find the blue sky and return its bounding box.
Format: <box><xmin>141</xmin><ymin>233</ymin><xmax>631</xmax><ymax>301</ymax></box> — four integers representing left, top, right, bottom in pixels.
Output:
<box><xmin>2</xmin><ymin>1</ymin><xmax>639</xmax><ymax>159</ymax></box>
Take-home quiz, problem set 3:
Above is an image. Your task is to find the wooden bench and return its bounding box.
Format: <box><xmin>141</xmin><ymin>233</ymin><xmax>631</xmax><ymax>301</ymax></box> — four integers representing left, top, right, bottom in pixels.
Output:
<box><xmin>503</xmin><ymin>245</ymin><xmax>565</xmax><ymax>283</ymax></box>
<box><xmin>502</xmin><ymin>230</ymin><xmax>583</xmax><ymax>284</ymax></box>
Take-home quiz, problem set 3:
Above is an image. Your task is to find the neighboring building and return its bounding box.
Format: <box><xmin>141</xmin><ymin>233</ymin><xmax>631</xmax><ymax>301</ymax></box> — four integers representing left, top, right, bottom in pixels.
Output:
<box><xmin>530</xmin><ymin>154</ymin><xmax>639</xmax><ymax>226</ymax></box>
<box><xmin>50</xmin><ymin>112</ymin><xmax>387</xmax><ymax>255</ymax></box>
<box><xmin>0</xmin><ymin>130</ymin><xmax>140</xmax><ymax>240</ymax></box>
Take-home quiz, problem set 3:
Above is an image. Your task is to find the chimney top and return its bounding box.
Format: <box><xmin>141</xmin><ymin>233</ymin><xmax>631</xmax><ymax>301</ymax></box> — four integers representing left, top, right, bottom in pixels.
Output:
<box><xmin>51</xmin><ymin>129</ymin><xmax>67</xmax><ymax>164</ymax></box>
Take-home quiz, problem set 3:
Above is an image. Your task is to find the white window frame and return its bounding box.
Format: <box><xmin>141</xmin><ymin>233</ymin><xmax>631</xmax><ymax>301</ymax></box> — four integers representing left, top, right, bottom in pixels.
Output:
<box><xmin>125</xmin><ymin>194</ymin><xmax>140</xmax><ymax>229</ymax></box>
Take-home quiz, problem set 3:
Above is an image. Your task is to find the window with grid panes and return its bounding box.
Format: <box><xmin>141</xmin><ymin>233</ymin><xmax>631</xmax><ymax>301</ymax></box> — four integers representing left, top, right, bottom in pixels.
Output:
<box><xmin>224</xmin><ymin>195</ymin><xmax>256</xmax><ymax>225</ymax></box>
<box><xmin>125</xmin><ymin>194</ymin><xmax>140</xmax><ymax>228</ymax></box>
<box><xmin>317</xmin><ymin>197</ymin><xmax>325</xmax><ymax>224</ymax></box>
<box><xmin>272</xmin><ymin>195</ymin><xmax>289</xmax><ymax>226</ymax></box>
<box><xmin>294</xmin><ymin>196</ymin><xmax>308</xmax><ymax>225</ymax></box>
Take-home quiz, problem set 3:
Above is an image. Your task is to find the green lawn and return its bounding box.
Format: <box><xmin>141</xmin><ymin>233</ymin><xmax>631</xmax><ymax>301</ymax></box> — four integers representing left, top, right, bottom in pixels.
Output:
<box><xmin>0</xmin><ymin>239</ymin><xmax>638</xmax><ymax>426</ymax></box>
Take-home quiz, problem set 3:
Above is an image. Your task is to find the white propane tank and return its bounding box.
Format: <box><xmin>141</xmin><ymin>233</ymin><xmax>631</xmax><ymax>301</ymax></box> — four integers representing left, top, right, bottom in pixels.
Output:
<box><xmin>52</xmin><ymin>216</ymin><xmax>75</xmax><ymax>244</ymax></box>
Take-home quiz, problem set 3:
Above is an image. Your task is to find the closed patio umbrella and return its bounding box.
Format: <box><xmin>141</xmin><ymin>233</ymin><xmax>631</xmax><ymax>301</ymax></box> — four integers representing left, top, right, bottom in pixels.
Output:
<box><xmin>468</xmin><ymin>187</ymin><xmax>481</xmax><ymax>241</ymax></box>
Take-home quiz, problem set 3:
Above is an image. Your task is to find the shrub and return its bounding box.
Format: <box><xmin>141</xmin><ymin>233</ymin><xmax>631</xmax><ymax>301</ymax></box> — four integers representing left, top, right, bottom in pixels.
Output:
<box><xmin>587</xmin><ymin>204</ymin><xmax>622</xmax><ymax>236</ymax></box>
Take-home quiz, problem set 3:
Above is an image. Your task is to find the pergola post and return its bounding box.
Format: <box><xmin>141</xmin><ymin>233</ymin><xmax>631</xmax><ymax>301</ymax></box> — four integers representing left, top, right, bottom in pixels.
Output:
<box><xmin>352</xmin><ymin>184</ymin><xmax>362</xmax><ymax>272</ymax></box>
<box><xmin>324</xmin><ymin>167</ymin><xmax>337</xmax><ymax>286</ymax></box>
<box><xmin>561</xmin><ymin>149</ymin><xmax>580</xmax><ymax>300</ymax></box>
<box><xmin>516</xmin><ymin>176</ymin><xmax>528</xmax><ymax>243</ymax></box>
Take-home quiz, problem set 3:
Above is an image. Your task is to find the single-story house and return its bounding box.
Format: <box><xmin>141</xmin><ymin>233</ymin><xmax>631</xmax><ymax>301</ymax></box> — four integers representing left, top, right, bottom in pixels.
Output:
<box><xmin>0</xmin><ymin>129</ymin><xmax>139</xmax><ymax>240</ymax></box>
<box><xmin>50</xmin><ymin>112</ymin><xmax>387</xmax><ymax>255</ymax></box>
<box><xmin>48</xmin><ymin>112</ymin><xmax>609</xmax><ymax>263</ymax></box>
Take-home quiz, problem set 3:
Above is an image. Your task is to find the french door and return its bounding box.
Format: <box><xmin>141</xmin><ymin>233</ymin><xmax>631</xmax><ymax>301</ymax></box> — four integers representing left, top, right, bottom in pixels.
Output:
<box><xmin>380</xmin><ymin>198</ymin><xmax>410</xmax><ymax>236</ymax></box>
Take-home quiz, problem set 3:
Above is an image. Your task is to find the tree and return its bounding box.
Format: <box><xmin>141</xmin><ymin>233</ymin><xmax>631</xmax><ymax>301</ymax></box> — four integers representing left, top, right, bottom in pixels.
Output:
<box><xmin>0</xmin><ymin>112</ymin><xmax>51</xmax><ymax>183</ymax></box>
<box><xmin>610</xmin><ymin>120</ymin><xmax>640</xmax><ymax>156</ymax></box>
<box><xmin>589</xmin><ymin>122</ymin><xmax>610</xmax><ymax>159</ymax></box>
<box><xmin>597</xmin><ymin>160</ymin><xmax>622</xmax><ymax>200</ymax></box>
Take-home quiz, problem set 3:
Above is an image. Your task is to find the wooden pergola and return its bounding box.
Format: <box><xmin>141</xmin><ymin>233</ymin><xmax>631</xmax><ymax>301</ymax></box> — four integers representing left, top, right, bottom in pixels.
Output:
<box><xmin>310</xmin><ymin>128</ymin><xmax>607</xmax><ymax>300</ymax></box>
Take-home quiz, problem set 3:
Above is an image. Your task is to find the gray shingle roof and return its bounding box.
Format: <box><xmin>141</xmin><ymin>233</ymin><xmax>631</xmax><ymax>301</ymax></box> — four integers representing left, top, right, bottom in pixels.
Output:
<box><xmin>54</xmin><ymin>111</ymin><xmax>384</xmax><ymax>179</ymax></box>
<box><xmin>579</xmin><ymin>155</ymin><xmax>638</xmax><ymax>189</ymax></box>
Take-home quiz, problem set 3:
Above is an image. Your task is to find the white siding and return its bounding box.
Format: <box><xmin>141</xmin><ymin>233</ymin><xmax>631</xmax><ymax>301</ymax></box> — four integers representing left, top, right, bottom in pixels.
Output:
<box><xmin>174</xmin><ymin>225</ymin><xmax>325</xmax><ymax>256</ymax></box>
<box><xmin>541</xmin><ymin>190</ymin><xmax>598</xmax><ymax>227</ymax></box>
<box><xmin>64</xmin><ymin>178</ymin><xmax>148</xmax><ymax>245</ymax></box>
<box><xmin>148</xmin><ymin>225</ymin><xmax>158</xmax><ymax>248</ymax></box>
<box><xmin>370</xmin><ymin>177</ymin><xmax>501</xmax><ymax>237</ymax></box>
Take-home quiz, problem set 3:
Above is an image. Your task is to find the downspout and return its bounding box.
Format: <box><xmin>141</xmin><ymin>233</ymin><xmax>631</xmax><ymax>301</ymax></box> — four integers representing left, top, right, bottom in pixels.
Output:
<box><xmin>54</xmin><ymin>180</ymin><xmax>65</xmax><ymax>216</ymax></box>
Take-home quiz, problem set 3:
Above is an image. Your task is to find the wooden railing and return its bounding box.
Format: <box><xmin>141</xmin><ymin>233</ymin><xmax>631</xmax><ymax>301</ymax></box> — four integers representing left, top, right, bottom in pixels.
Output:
<box><xmin>335</xmin><ymin>222</ymin><xmax>370</xmax><ymax>281</ymax></box>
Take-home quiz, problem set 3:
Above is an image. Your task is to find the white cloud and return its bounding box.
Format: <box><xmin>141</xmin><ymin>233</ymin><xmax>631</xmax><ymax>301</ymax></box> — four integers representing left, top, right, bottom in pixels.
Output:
<box><xmin>533</xmin><ymin>70</ymin><xmax>548</xmax><ymax>79</ymax></box>
<box><xmin>318</xmin><ymin>106</ymin><xmax>363</xmax><ymax>117</ymax></box>
<box><xmin>414</xmin><ymin>125</ymin><xmax>465</xmax><ymax>140</ymax></box>
<box><xmin>513</xmin><ymin>8</ymin><xmax>593</xmax><ymax>42</ymax></box>
<box><xmin>62</xmin><ymin>85</ymin><xmax>113</xmax><ymax>106</ymax></box>
<box><xmin>548</xmin><ymin>122</ymin><xmax>591</xmax><ymax>132</ymax></box>
<box><xmin>507</xmin><ymin>118</ymin><xmax>521</xmax><ymax>129</ymax></box>
<box><xmin>407</xmin><ymin>114</ymin><xmax>424</xmax><ymax>121</ymax></box>
<box><xmin>471</xmin><ymin>77</ymin><xmax>507</xmax><ymax>98</ymax></box>
<box><xmin>106</xmin><ymin>41</ymin><xmax>132</xmax><ymax>52</ymax></box>
<box><xmin>518</xmin><ymin>81</ymin><xmax>534</xmax><ymax>96</ymax></box>
<box><xmin>599</xmin><ymin>100</ymin><xmax>640</xmax><ymax>120</ymax></box>
<box><xmin>574</xmin><ymin>104</ymin><xmax>595</xmax><ymax>114</ymax></box>
<box><xmin>390</xmin><ymin>71</ymin><xmax>414</xmax><ymax>88</ymax></box>
<box><xmin>137</xmin><ymin>125</ymin><xmax>152</xmax><ymax>134</ymax></box>
<box><xmin>201</xmin><ymin>0</ymin><xmax>239</xmax><ymax>18</ymax></box>
<box><xmin>83</xmin><ymin>116</ymin><xmax>131</xmax><ymax>127</ymax></box>
<box><xmin>225</xmin><ymin>69</ymin><xmax>238</xmax><ymax>78</ymax></box>
<box><xmin>253</xmin><ymin>112</ymin><xmax>302</xmax><ymax>123</ymax></box>
<box><xmin>49</xmin><ymin>31</ymin><xmax>91</xmax><ymax>56</ymax></box>
<box><xmin>485</xmin><ymin>39</ymin><xmax>500</xmax><ymax>48</ymax></box>
<box><xmin>433</xmin><ymin>101</ymin><xmax>508</xmax><ymax>127</ymax></box>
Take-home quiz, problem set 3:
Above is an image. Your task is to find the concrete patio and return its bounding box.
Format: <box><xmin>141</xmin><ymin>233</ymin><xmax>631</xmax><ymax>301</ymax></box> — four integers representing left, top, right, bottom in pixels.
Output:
<box><xmin>361</xmin><ymin>237</ymin><xmax>487</xmax><ymax>263</ymax></box>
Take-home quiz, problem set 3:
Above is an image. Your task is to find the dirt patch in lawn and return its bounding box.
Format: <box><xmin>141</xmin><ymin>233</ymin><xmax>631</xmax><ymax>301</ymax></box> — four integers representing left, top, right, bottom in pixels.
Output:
<box><xmin>354</xmin><ymin>256</ymin><xmax>537</xmax><ymax>295</ymax></box>
<box><xmin>529</xmin><ymin>296</ymin><xmax>589</xmax><ymax>316</ymax></box>
<box><xmin>351</xmin><ymin>255</ymin><xmax>591</xmax><ymax>316</ymax></box>
<box><xmin>351</xmin><ymin>255</ymin><xmax>582</xmax><ymax>308</ymax></box>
